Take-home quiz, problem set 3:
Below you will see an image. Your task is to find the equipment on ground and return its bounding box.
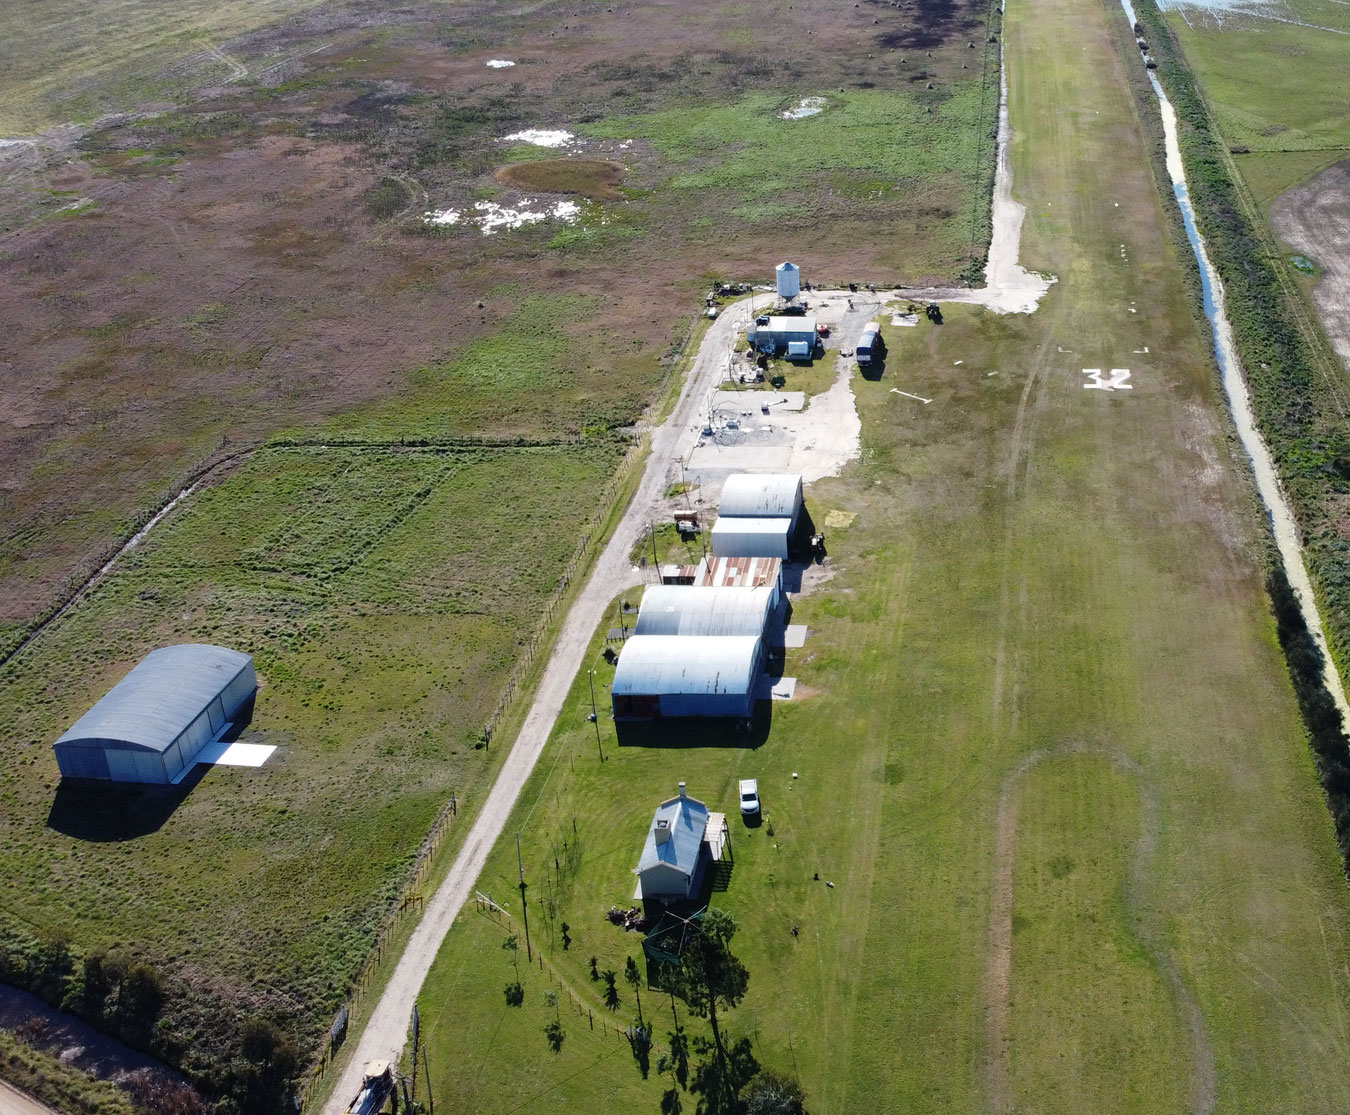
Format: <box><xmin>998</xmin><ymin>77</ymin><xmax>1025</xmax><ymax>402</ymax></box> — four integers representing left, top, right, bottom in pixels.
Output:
<box><xmin>346</xmin><ymin>1061</ymin><xmax>398</xmax><ymax>1115</ymax></box>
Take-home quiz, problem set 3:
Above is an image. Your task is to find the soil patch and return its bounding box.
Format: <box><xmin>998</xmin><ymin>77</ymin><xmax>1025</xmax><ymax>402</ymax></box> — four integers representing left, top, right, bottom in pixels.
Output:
<box><xmin>493</xmin><ymin>158</ymin><xmax>627</xmax><ymax>201</ymax></box>
<box><xmin>1270</xmin><ymin>159</ymin><xmax>1350</xmax><ymax>374</ymax></box>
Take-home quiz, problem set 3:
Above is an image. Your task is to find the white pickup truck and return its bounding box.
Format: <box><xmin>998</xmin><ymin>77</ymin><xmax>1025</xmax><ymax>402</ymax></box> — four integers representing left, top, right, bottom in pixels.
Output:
<box><xmin>739</xmin><ymin>779</ymin><xmax>761</xmax><ymax>817</ymax></box>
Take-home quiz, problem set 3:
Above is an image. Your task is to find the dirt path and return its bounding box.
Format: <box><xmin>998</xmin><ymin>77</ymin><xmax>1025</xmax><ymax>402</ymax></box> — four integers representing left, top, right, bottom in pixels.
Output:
<box><xmin>0</xmin><ymin>1080</ymin><xmax>58</xmax><ymax>1115</ymax></box>
<box><xmin>894</xmin><ymin>49</ymin><xmax>1057</xmax><ymax>316</ymax></box>
<box><xmin>317</xmin><ymin>301</ymin><xmax>758</xmax><ymax>1115</ymax></box>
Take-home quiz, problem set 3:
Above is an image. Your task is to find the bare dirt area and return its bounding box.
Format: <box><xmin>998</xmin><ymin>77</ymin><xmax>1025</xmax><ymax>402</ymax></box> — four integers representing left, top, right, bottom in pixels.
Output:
<box><xmin>1270</xmin><ymin>159</ymin><xmax>1350</xmax><ymax>374</ymax></box>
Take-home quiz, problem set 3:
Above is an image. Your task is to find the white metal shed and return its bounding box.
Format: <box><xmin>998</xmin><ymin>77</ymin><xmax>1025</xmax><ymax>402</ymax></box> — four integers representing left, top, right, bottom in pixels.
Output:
<box><xmin>612</xmin><ymin>635</ymin><xmax>763</xmax><ymax>720</ymax></box>
<box><xmin>634</xmin><ymin>585</ymin><xmax>775</xmax><ymax>638</ymax></box>
<box><xmin>718</xmin><ymin>473</ymin><xmax>803</xmax><ymax>526</ymax></box>
<box><xmin>711</xmin><ymin>516</ymin><xmax>794</xmax><ymax>559</ymax></box>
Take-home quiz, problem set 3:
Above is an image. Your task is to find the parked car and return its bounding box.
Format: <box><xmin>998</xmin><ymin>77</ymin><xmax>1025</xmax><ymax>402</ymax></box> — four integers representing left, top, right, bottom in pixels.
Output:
<box><xmin>739</xmin><ymin>779</ymin><xmax>761</xmax><ymax>817</ymax></box>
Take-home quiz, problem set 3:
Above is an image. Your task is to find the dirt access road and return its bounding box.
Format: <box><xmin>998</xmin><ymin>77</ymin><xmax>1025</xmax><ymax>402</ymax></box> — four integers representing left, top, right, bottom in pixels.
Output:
<box><xmin>318</xmin><ymin>298</ymin><xmax>757</xmax><ymax>1113</ymax></box>
<box><xmin>319</xmin><ymin>53</ymin><xmax>1054</xmax><ymax>1113</ymax></box>
<box><xmin>0</xmin><ymin>1081</ymin><xmax>58</xmax><ymax>1115</ymax></box>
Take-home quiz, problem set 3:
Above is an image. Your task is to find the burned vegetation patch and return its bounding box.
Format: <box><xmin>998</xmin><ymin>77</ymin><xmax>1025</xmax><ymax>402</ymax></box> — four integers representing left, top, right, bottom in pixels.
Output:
<box><xmin>494</xmin><ymin>158</ymin><xmax>627</xmax><ymax>201</ymax></box>
<box><xmin>871</xmin><ymin>0</ymin><xmax>987</xmax><ymax>50</ymax></box>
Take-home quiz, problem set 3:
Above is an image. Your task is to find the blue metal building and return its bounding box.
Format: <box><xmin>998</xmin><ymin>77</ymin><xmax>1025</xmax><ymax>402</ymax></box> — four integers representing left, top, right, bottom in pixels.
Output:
<box><xmin>53</xmin><ymin>644</ymin><xmax>257</xmax><ymax>783</ymax></box>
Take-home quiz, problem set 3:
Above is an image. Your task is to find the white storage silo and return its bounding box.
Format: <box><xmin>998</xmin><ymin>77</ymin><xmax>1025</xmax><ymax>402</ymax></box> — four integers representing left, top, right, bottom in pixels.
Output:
<box><xmin>776</xmin><ymin>262</ymin><xmax>801</xmax><ymax>300</ymax></box>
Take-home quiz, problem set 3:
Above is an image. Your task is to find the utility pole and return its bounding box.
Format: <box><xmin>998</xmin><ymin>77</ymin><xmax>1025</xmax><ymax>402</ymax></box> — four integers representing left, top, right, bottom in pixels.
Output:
<box><xmin>517</xmin><ymin>833</ymin><xmax>533</xmax><ymax>962</ymax></box>
<box><xmin>588</xmin><ymin>670</ymin><xmax>605</xmax><ymax>762</ymax></box>
<box><xmin>649</xmin><ymin>521</ymin><xmax>660</xmax><ymax>571</ymax></box>
<box><xmin>423</xmin><ymin>1042</ymin><xmax>433</xmax><ymax>1115</ymax></box>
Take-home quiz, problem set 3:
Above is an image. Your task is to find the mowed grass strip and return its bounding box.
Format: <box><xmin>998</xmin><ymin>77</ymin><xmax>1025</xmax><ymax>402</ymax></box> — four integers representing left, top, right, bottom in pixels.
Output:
<box><xmin>0</xmin><ymin>440</ymin><xmax>621</xmax><ymax>1065</ymax></box>
<box><xmin>1005</xmin><ymin>754</ymin><xmax>1190</xmax><ymax>1115</ymax></box>
<box><xmin>404</xmin><ymin>0</ymin><xmax>1350</xmax><ymax>1108</ymax></box>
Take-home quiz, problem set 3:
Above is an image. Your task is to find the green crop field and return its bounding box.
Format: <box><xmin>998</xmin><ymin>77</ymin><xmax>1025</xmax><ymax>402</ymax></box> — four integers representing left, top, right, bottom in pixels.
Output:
<box><xmin>405</xmin><ymin>0</ymin><xmax>1350</xmax><ymax>1109</ymax></box>
<box><xmin>0</xmin><ymin>440</ymin><xmax>622</xmax><ymax>1092</ymax></box>
<box><xmin>1153</xmin><ymin>0</ymin><xmax>1350</xmax><ymax>203</ymax></box>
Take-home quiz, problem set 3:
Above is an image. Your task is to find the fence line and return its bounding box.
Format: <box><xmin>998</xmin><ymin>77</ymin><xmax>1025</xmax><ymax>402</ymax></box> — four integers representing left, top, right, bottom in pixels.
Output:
<box><xmin>479</xmin><ymin>438</ymin><xmax>644</xmax><ymax>745</ymax></box>
<box><xmin>473</xmin><ymin>903</ymin><xmax>668</xmax><ymax>1052</ymax></box>
<box><xmin>296</xmin><ymin>792</ymin><xmax>458</xmax><ymax>1112</ymax></box>
<box><xmin>297</xmin><ymin>319</ymin><xmax>701</xmax><ymax>1111</ymax></box>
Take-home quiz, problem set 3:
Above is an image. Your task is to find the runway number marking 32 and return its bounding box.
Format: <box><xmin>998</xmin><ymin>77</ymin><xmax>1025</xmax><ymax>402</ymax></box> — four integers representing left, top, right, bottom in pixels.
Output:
<box><xmin>1082</xmin><ymin>368</ymin><xmax>1132</xmax><ymax>391</ymax></box>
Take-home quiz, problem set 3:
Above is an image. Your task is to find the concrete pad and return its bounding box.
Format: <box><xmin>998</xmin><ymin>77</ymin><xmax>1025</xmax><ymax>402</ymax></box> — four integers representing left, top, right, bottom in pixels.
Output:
<box><xmin>758</xmin><ymin>677</ymin><xmax>797</xmax><ymax>701</ymax></box>
<box><xmin>711</xmin><ymin>389</ymin><xmax>805</xmax><ymax>413</ymax></box>
<box><xmin>783</xmin><ymin>625</ymin><xmax>808</xmax><ymax>648</ymax></box>
<box><xmin>195</xmin><ymin>740</ymin><xmax>277</xmax><ymax>768</ymax></box>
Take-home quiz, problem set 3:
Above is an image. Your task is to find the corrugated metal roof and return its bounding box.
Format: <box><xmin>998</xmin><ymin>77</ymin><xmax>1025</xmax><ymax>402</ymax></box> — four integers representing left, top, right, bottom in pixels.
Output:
<box><xmin>635</xmin><ymin>585</ymin><xmax>773</xmax><ymax>637</ymax></box>
<box><xmin>697</xmin><ymin>556</ymin><xmax>782</xmax><ymax>589</ymax></box>
<box><xmin>718</xmin><ymin>474</ymin><xmax>803</xmax><ymax>518</ymax></box>
<box><xmin>56</xmin><ymin>644</ymin><xmax>254</xmax><ymax>754</ymax></box>
<box><xmin>612</xmin><ymin>636</ymin><xmax>762</xmax><ymax>698</ymax></box>
<box><xmin>637</xmin><ymin>790</ymin><xmax>710</xmax><ymax>877</ymax></box>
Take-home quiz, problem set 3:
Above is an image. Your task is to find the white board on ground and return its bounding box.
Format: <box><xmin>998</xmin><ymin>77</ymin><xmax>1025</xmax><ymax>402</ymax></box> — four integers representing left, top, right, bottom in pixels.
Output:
<box><xmin>195</xmin><ymin>741</ymin><xmax>277</xmax><ymax>768</ymax></box>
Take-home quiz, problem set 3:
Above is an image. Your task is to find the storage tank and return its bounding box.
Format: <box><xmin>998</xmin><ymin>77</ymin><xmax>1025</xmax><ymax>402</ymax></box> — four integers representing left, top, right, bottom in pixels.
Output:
<box><xmin>776</xmin><ymin>262</ymin><xmax>801</xmax><ymax>300</ymax></box>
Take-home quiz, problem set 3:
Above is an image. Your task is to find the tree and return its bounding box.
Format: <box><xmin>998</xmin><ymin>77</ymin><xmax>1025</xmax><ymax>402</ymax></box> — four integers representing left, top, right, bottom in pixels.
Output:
<box><xmin>625</xmin><ymin>955</ymin><xmax>644</xmax><ymax>1026</ymax></box>
<box><xmin>120</xmin><ymin>963</ymin><xmax>165</xmax><ymax>1026</ymax></box>
<box><xmin>502</xmin><ymin>933</ymin><xmax>520</xmax><ymax>977</ymax></box>
<box><xmin>689</xmin><ymin>1035</ymin><xmax>758</xmax><ymax>1115</ymax></box>
<box><xmin>673</xmin><ymin>909</ymin><xmax>748</xmax><ymax>1065</ymax></box>
<box><xmin>742</xmin><ymin>1070</ymin><xmax>807</xmax><ymax>1115</ymax></box>
<box><xmin>602</xmin><ymin>969</ymin><xmax>621</xmax><ymax>1011</ymax></box>
<box><xmin>544</xmin><ymin>1018</ymin><xmax>565</xmax><ymax>1053</ymax></box>
<box><xmin>658</xmin><ymin>1026</ymin><xmax>689</xmax><ymax>1090</ymax></box>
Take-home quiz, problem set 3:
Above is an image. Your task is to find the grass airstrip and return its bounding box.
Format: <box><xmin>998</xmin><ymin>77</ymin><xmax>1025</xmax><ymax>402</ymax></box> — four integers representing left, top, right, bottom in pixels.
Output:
<box><xmin>407</xmin><ymin>0</ymin><xmax>1350</xmax><ymax>1110</ymax></box>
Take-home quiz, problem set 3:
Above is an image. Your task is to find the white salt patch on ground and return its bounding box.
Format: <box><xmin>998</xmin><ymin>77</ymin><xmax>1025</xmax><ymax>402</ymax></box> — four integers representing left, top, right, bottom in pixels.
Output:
<box><xmin>473</xmin><ymin>198</ymin><xmax>581</xmax><ymax>235</ymax></box>
<box><xmin>779</xmin><ymin>97</ymin><xmax>826</xmax><ymax>119</ymax></box>
<box><xmin>486</xmin><ymin>59</ymin><xmax>516</xmax><ymax>68</ymax></box>
<box><xmin>423</xmin><ymin>200</ymin><xmax>579</xmax><ymax>234</ymax></box>
<box><xmin>501</xmin><ymin>128</ymin><xmax>574</xmax><ymax>147</ymax></box>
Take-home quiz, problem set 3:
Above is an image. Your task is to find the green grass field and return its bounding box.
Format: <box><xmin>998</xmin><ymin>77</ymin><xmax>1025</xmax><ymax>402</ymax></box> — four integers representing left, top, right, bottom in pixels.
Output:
<box><xmin>404</xmin><ymin>0</ymin><xmax>1350</xmax><ymax>1108</ymax></box>
<box><xmin>0</xmin><ymin>440</ymin><xmax>622</xmax><ymax>1082</ymax></box>
<box><xmin>0</xmin><ymin>0</ymin><xmax>326</xmax><ymax>134</ymax></box>
<box><xmin>1156</xmin><ymin>0</ymin><xmax>1350</xmax><ymax>202</ymax></box>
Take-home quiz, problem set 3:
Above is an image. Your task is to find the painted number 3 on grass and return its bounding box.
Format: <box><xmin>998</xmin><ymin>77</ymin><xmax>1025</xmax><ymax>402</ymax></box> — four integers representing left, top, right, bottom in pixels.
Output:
<box><xmin>1082</xmin><ymin>368</ymin><xmax>1132</xmax><ymax>391</ymax></box>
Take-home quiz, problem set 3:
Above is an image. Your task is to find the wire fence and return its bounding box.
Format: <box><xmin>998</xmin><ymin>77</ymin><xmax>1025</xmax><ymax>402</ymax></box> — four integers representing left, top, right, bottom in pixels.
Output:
<box><xmin>296</xmin><ymin>792</ymin><xmax>459</xmax><ymax>1112</ymax></box>
<box><xmin>479</xmin><ymin>439</ymin><xmax>644</xmax><ymax>746</ymax></box>
<box><xmin>472</xmin><ymin>902</ymin><xmax>670</xmax><ymax>1053</ymax></box>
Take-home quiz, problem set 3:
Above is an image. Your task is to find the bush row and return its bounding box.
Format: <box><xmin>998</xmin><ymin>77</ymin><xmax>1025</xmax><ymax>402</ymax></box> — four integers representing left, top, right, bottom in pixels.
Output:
<box><xmin>0</xmin><ymin>923</ymin><xmax>297</xmax><ymax>1113</ymax></box>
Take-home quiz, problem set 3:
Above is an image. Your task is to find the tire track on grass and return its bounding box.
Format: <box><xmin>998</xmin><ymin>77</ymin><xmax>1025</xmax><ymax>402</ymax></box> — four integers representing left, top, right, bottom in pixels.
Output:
<box><xmin>981</xmin><ymin>741</ymin><xmax>1215</xmax><ymax>1115</ymax></box>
